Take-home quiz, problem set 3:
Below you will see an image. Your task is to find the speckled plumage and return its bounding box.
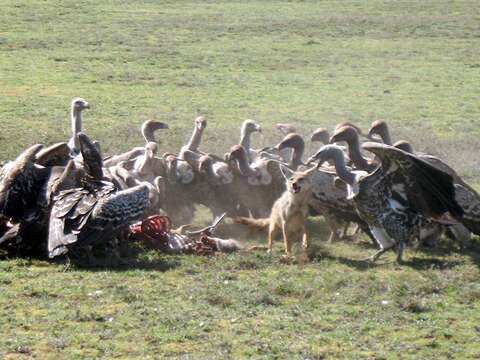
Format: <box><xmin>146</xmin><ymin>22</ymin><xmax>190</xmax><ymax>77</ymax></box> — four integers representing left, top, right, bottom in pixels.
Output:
<box><xmin>48</xmin><ymin>182</ymin><xmax>149</xmax><ymax>257</ymax></box>
<box><xmin>48</xmin><ymin>133</ymin><xmax>150</xmax><ymax>258</ymax></box>
<box><xmin>369</xmin><ymin>120</ymin><xmax>480</xmax><ymax>236</ymax></box>
<box><xmin>313</xmin><ymin>143</ymin><xmax>463</xmax><ymax>262</ymax></box>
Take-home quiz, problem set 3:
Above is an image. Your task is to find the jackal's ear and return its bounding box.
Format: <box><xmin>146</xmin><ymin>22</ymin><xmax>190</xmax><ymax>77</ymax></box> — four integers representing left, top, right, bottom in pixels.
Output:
<box><xmin>280</xmin><ymin>164</ymin><xmax>294</xmax><ymax>180</ymax></box>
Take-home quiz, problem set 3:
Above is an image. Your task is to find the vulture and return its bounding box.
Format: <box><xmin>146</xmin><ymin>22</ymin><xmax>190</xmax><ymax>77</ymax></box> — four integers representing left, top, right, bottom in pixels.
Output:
<box><xmin>311</xmin><ymin>144</ymin><xmax>463</xmax><ymax>262</ymax></box>
<box><xmin>275</xmin><ymin>133</ymin><xmax>305</xmax><ymax>170</ymax></box>
<box><xmin>310</xmin><ymin>127</ymin><xmax>330</xmax><ymax>145</ymax></box>
<box><xmin>0</xmin><ymin>144</ymin><xmax>52</xmax><ymax>252</ymax></box>
<box><xmin>330</xmin><ymin>125</ymin><xmax>469</xmax><ymax>244</ymax></box>
<box><xmin>181</xmin><ymin>150</ymin><xmax>248</xmax><ymax>218</ymax></box>
<box><xmin>103</xmin><ymin>120</ymin><xmax>168</xmax><ymax>168</ymax></box>
<box><xmin>330</xmin><ymin>125</ymin><xmax>379</xmax><ymax>172</ymax></box>
<box><xmin>367</xmin><ymin>120</ymin><xmax>392</xmax><ymax>145</ymax></box>
<box><xmin>48</xmin><ymin>133</ymin><xmax>150</xmax><ymax>259</ymax></box>
<box><xmin>0</xmin><ymin>142</ymin><xmax>83</xmax><ymax>255</ymax></box>
<box><xmin>68</xmin><ymin>97</ymin><xmax>90</xmax><ymax>155</ymax></box>
<box><xmin>276</xmin><ymin>123</ymin><xmax>297</xmax><ymax>135</ymax></box>
<box><xmin>179</xmin><ymin>116</ymin><xmax>207</xmax><ymax>159</ymax></box>
<box><xmin>238</xmin><ymin>119</ymin><xmax>262</xmax><ymax>163</ymax></box>
<box><xmin>227</xmin><ymin>145</ymin><xmax>285</xmax><ymax>217</ymax></box>
<box><xmin>35</xmin><ymin>142</ymin><xmax>71</xmax><ymax>167</ymax></box>
<box><xmin>275</xmin><ymin>123</ymin><xmax>297</xmax><ymax>162</ymax></box>
<box><xmin>368</xmin><ymin>120</ymin><xmax>480</xmax><ymax>236</ymax></box>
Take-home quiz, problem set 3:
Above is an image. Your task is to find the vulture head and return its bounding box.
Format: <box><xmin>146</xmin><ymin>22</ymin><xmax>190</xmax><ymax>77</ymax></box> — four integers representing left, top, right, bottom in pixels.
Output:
<box><xmin>164</xmin><ymin>154</ymin><xmax>179</xmax><ymax>184</ymax></box>
<box><xmin>308</xmin><ymin>144</ymin><xmax>345</xmax><ymax>168</ymax></box>
<box><xmin>334</xmin><ymin>121</ymin><xmax>363</xmax><ymax>134</ymax></box>
<box><xmin>368</xmin><ymin>120</ymin><xmax>389</xmax><ymax>143</ymax></box>
<box><xmin>195</xmin><ymin>116</ymin><xmax>207</xmax><ymax>131</ymax></box>
<box><xmin>276</xmin><ymin>123</ymin><xmax>296</xmax><ymax>135</ymax></box>
<box><xmin>242</xmin><ymin>119</ymin><xmax>262</xmax><ymax>135</ymax></box>
<box><xmin>227</xmin><ymin>145</ymin><xmax>261</xmax><ymax>179</ymax></box>
<box><xmin>181</xmin><ymin>149</ymin><xmax>202</xmax><ymax>169</ymax></box>
<box><xmin>393</xmin><ymin>140</ymin><xmax>414</xmax><ymax>153</ymax></box>
<box><xmin>276</xmin><ymin>133</ymin><xmax>305</xmax><ymax>169</ymax></box>
<box><xmin>141</xmin><ymin>120</ymin><xmax>169</xmax><ymax>143</ymax></box>
<box><xmin>310</xmin><ymin>128</ymin><xmax>329</xmax><ymax>144</ymax></box>
<box><xmin>329</xmin><ymin>125</ymin><xmax>359</xmax><ymax>145</ymax></box>
<box><xmin>198</xmin><ymin>155</ymin><xmax>233</xmax><ymax>185</ymax></box>
<box><xmin>308</xmin><ymin>144</ymin><xmax>357</xmax><ymax>193</ymax></box>
<box><xmin>163</xmin><ymin>154</ymin><xmax>194</xmax><ymax>184</ymax></box>
<box><xmin>276</xmin><ymin>133</ymin><xmax>305</xmax><ymax>153</ymax></box>
<box><xmin>71</xmin><ymin>97</ymin><xmax>90</xmax><ymax>112</ymax></box>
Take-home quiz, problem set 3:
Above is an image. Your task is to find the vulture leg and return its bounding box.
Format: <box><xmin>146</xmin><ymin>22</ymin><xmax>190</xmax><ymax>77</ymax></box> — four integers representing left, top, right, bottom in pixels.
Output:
<box><xmin>369</xmin><ymin>246</ymin><xmax>392</xmax><ymax>262</ymax></box>
<box><xmin>396</xmin><ymin>242</ymin><xmax>406</xmax><ymax>264</ymax></box>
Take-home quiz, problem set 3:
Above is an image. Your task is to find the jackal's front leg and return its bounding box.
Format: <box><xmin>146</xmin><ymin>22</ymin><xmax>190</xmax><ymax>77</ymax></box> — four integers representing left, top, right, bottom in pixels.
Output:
<box><xmin>299</xmin><ymin>224</ymin><xmax>311</xmax><ymax>264</ymax></box>
<box><xmin>267</xmin><ymin>222</ymin><xmax>277</xmax><ymax>253</ymax></box>
<box><xmin>281</xmin><ymin>221</ymin><xmax>292</xmax><ymax>256</ymax></box>
<box><xmin>301</xmin><ymin>224</ymin><xmax>309</xmax><ymax>251</ymax></box>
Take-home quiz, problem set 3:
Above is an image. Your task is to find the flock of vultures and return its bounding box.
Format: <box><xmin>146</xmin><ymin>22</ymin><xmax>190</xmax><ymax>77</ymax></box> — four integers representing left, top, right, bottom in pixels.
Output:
<box><xmin>0</xmin><ymin>97</ymin><xmax>479</xmax><ymax>265</ymax></box>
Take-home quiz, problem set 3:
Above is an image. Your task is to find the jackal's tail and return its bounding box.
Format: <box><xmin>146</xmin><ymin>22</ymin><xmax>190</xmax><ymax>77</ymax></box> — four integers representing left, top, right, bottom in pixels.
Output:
<box><xmin>233</xmin><ymin>217</ymin><xmax>270</xmax><ymax>231</ymax></box>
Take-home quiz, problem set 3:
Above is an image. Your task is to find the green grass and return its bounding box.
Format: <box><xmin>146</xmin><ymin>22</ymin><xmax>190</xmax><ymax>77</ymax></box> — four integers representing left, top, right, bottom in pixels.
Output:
<box><xmin>2</xmin><ymin>236</ymin><xmax>480</xmax><ymax>359</ymax></box>
<box><xmin>1</xmin><ymin>0</ymin><xmax>480</xmax><ymax>358</ymax></box>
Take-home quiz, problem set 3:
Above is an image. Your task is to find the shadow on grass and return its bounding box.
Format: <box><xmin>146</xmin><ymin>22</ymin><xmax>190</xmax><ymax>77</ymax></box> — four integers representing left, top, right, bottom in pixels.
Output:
<box><xmin>401</xmin><ymin>256</ymin><xmax>463</xmax><ymax>270</ymax></box>
<box><xmin>49</xmin><ymin>244</ymin><xmax>183</xmax><ymax>272</ymax></box>
<box><xmin>316</xmin><ymin>251</ymin><xmax>464</xmax><ymax>271</ymax></box>
<box><xmin>412</xmin><ymin>237</ymin><xmax>480</xmax><ymax>269</ymax></box>
<box><xmin>69</xmin><ymin>257</ymin><xmax>182</xmax><ymax>272</ymax></box>
<box><xmin>310</xmin><ymin>242</ymin><xmax>466</xmax><ymax>271</ymax></box>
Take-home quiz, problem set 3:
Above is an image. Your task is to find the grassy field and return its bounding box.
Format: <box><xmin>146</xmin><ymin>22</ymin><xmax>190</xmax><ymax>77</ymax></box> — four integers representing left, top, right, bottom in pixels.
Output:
<box><xmin>1</xmin><ymin>0</ymin><xmax>480</xmax><ymax>358</ymax></box>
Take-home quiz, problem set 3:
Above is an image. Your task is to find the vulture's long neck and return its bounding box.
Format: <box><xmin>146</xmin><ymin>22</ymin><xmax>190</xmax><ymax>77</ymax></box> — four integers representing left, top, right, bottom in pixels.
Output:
<box><xmin>235</xmin><ymin>152</ymin><xmax>259</xmax><ymax>178</ymax></box>
<box><xmin>347</xmin><ymin>136</ymin><xmax>371</xmax><ymax>171</ymax></box>
<box><xmin>380</xmin><ymin>127</ymin><xmax>392</xmax><ymax>145</ymax></box>
<box><xmin>136</xmin><ymin>149</ymin><xmax>154</xmax><ymax>177</ymax></box>
<box><xmin>186</xmin><ymin>126</ymin><xmax>204</xmax><ymax>152</ymax></box>
<box><xmin>71</xmin><ymin>107</ymin><xmax>83</xmax><ymax>151</ymax></box>
<box><xmin>240</xmin><ymin>127</ymin><xmax>252</xmax><ymax>152</ymax></box>
<box><xmin>290</xmin><ymin>144</ymin><xmax>304</xmax><ymax>170</ymax></box>
<box><xmin>329</xmin><ymin>150</ymin><xmax>356</xmax><ymax>186</ymax></box>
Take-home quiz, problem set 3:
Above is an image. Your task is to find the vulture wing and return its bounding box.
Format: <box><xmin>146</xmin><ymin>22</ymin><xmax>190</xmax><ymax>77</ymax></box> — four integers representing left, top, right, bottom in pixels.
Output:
<box><xmin>35</xmin><ymin>142</ymin><xmax>70</xmax><ymax>167</ymax></box>
<box><xmin>362</xmin><ymin>142</ymin><xmax>463</xmax><ymax>220</ymax></box>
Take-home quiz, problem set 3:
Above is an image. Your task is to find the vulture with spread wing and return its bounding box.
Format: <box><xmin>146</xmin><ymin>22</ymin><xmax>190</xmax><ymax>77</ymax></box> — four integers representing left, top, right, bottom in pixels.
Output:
<box><xmin>311</xmin><ymin>143</ymin><xmax>463</xmax><ymax>262</ymax></box>
<box><xmin>368</xmin><ymin>120</ymin><xmax>480</xmax><ymax>236</ymax></box>
<box><xmin>48</xmin><ymin>133</ymin><xmax>150</xmax><ymax>258</ymax></box>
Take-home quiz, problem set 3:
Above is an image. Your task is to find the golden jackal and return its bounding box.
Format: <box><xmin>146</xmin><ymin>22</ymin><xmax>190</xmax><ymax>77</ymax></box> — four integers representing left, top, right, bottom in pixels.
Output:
<box><xmin>235</xmin><ymin>165</ymin><xmax>317</xmax><ymax>257</ymax></box>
